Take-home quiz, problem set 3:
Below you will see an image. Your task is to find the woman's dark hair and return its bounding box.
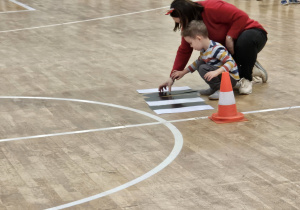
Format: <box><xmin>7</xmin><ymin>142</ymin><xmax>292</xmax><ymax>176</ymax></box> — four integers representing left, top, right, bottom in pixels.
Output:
<box><xmin>169</xmin><ymin>0</ymin><xmax>204</xmax><ymax>32</ymax></box>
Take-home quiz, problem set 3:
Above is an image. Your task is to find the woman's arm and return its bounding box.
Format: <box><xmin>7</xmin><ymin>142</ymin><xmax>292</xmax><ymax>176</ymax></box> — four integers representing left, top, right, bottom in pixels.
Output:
<box><xmin>170</xmin><ymin>36</ymin><xmax>193</xmax><ymax>76</ymax></box>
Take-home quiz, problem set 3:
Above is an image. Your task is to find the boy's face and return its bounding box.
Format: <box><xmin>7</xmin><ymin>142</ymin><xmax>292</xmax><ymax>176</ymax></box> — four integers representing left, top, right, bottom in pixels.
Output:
<box><xmin>184</xmin><ymin>36</ymin><xmax>203</xmax><ymax>51</ymax></box>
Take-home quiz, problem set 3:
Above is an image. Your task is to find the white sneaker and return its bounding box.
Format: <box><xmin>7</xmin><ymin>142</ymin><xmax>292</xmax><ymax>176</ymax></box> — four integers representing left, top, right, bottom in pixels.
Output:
<box><xmin>239</xmin><ymin>78</ymin><xmax>252</xmax><ymax>94</ymax></box>
<box><xmin>208</xmin><ymin>90</ymin><xmax>220</xmax><ymax>100</ymax></box>
<box><xmin>253</xmin><ymin>61</ymin><xmax>268</xmax><ymax>83</ymax></box>
<box><xmin>252</xmin><ymin>66</ymin><xmax>264</xmax><ymax>83</ymax></box>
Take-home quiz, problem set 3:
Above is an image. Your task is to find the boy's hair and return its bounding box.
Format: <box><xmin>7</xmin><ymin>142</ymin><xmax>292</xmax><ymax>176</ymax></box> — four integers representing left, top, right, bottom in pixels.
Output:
<box><xmin>169</xmin><ymin>0</ymin><xmax>204</xmax><ymax>32</ymax></box>
<box><xmin>181</xmin><ymin>20</ymin><xmax>208</xmax><ymax>38</ymax></box>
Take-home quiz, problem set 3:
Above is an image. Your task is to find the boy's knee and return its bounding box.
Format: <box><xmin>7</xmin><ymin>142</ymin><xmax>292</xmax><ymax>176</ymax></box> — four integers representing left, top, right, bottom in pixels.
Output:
<box><xmin>198</xmin><ymin>64</ymin><xmax>209</xmax><ymax>73</ymax></box>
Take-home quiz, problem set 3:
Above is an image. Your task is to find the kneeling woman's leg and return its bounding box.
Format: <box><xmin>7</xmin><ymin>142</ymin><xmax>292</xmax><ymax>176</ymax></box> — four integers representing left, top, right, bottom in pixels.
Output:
<box><xmin>233</xmin><ymin>29</ymin><xmax>267</xmax><ymax>81</ymax></box>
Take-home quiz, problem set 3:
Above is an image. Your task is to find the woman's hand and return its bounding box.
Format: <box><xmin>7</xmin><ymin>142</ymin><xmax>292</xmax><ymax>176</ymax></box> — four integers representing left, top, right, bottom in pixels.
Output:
<box><xmin>171</xmin><ymin>68</ymin><xmax>189</xmax><ymax>81</ymax></box>
<box><xmin>225</xmin><ymin>35</ymin><xmax>234</xmax><ymax>55</ymax></box>
<box><xmin>171</xmin><ymin>70</ymin><xmax>185</xmax><ymax>80</ymax></box>
<box><xmin>158</xmin><ymin>77</ymin><xmax>174</xmax><ymax>92</ymax></box>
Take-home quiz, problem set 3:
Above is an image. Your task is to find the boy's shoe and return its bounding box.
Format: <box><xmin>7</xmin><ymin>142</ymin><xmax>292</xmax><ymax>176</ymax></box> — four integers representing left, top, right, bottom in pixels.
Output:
<box><xmin>281</xmin><ymin>0</ymin><xmax>289</xmax><ymax>5</ymax></box>
<box><xmin>208</xmin><ymin>90</ymin><xmax>220</xmax><ymax>100</ymax></box>
<box><xmin>198</xmin><ymin>88</ymin><xmax>215</xmax><ymax>95</ymax></box>
<box><xmin>253</xmin><ymin>61</ymin><xmax>268</xmax><ymax>83</ymax></box>
<box><xmin>239</xmin><ymin>78</ymin><xmax>252</xmax><ymax>95</ymax></box>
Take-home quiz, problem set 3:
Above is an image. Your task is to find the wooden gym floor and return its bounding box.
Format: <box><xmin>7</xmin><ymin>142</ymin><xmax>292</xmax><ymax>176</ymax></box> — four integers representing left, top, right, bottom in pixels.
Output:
<box><xmin>0</xmin><ymin>0</ymin><xmax>300</xmax><ymax>209</ymax></box>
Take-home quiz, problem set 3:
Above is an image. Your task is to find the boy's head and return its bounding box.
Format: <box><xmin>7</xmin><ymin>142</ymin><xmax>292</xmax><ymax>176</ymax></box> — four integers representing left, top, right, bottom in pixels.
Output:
<box><xmin>181</xmin><ymin>20</ymin><xmax>209</xmax><ymax>51</ymax></box>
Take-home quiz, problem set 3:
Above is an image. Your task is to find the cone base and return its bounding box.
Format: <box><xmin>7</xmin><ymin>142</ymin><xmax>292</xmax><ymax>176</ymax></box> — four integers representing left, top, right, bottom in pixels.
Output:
<box><xmin>209</xmin><ymin>112</ymin><xmax>248</xmax><ymax>124</ymax></box>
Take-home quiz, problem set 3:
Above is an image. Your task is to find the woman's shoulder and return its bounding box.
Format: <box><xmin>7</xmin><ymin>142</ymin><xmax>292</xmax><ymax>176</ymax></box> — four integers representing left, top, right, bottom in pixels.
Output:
<box><xmin>197</xmin><ymin>0</ymin><xmax>227</xmax><ymax>9</ymax></box>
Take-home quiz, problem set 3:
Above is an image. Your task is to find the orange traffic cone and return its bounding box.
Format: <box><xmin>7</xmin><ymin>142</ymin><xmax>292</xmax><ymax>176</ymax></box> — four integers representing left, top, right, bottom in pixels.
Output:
<box><xmin>209</xmin><ymin>72</ymin><xmax>247</xmax><ymax>124</ymax></box>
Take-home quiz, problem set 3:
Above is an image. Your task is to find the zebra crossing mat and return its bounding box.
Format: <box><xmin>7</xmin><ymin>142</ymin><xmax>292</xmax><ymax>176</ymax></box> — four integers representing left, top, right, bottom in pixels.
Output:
<box><xmin>137</xmin><ymin>87</ymin><xmax>214</xmax><ymax>114</ymax></box>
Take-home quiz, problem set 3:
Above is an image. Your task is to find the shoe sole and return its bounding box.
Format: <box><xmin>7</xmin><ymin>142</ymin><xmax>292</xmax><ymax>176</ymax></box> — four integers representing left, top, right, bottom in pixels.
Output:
<box><xmin>239</xmin><ymin>89</ymin><xmax>252</xmax><ymax>95</ymax></box>
<box><xmin>239</xmin><ymin>91</ymin><xmax>252</xmax><ymax>95</ymax></box>
<box><xmin>254</xmin><ymin>61</ymin><xmax>268</xmax><ymax>83</ymax></box>
<box><xmin>208</xmin><ymin>96</ymin><xmax>219</xmax><ymax>100</ymax></box>
<box><xmin>199</xmin><ymin>90</ymin><xmax>215</xmax><ymax>95</ymax></box>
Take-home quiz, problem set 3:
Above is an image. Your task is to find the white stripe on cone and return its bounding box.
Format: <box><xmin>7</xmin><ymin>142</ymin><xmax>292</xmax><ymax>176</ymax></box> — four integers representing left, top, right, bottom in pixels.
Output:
<box><xmin>219</xmin><ymin>91</ymin><xmax>236</xmax><ymax>106</ymax></box>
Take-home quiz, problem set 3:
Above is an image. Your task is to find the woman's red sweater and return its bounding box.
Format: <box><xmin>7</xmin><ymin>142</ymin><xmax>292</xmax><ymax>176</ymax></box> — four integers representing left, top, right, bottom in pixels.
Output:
<box><xmin>171</xmin><ymin>0</ymin><xmax>267</xmax><ymax>75</ymax></box>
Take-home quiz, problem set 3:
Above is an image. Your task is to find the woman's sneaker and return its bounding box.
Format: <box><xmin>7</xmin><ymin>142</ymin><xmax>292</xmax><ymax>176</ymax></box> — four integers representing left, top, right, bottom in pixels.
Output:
<box><xmin>253</xmin><ymin>61</ymin><xmax>268</xmax><ymax>83</ymax></box>
<box><xmin>239</xmin><ymin>78</ymin><xmax>253</xmax><ymax>95</ymax></box>
<box><xmin>281</xmin><ymin>0</ymin><xmax>289</xmax><ymax>5</ymax></box>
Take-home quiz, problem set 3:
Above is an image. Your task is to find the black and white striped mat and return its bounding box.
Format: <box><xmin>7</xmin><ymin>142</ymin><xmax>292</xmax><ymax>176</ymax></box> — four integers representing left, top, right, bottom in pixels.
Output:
<box><xmin>137</xmin><ymin>87</ymin><xmax>214</xmax><ymax>114</ymax></box>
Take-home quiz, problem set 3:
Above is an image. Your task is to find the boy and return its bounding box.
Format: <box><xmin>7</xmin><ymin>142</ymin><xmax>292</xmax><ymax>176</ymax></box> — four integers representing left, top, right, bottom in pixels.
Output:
<box><xmin>169</xmin><ymin>20</ymin><xmax>239</xmax><ymax>100</ymax></box>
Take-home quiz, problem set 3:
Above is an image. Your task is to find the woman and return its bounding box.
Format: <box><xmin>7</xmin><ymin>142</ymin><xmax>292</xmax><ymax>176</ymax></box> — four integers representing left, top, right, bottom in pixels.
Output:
<box><xmin>159</xmin><ymin>0</ymin><xmax>268</xmax><ymax>95</ymax></box>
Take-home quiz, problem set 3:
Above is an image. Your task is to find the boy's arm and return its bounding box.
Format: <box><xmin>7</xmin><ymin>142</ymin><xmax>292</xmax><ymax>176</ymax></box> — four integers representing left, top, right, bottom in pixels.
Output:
<box><xmin>204</xmin><ymin>45</ymin><xmax>239</xmax><ymax>81</ymax></box>
<box><xmin>187</xmin><ymin>56</ymin><xmax>203</xmax><ymax>73</ymax></box>
<box><xmin>171</xmin><ymin>56</ymin><xmax>203</xmax><ymax>80</ymax></box>
<box><xmin>215</xmin><ymin>46</ymin><xmax>240</xmax><ymax>80</ymax></box>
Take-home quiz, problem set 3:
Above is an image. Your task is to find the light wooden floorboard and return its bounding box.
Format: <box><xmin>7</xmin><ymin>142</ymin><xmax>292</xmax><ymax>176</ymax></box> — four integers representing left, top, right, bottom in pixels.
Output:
<box><xmin>0</xmin><ymin>0</ymin><xmax>300</xmax><ymax>209</ymax></box>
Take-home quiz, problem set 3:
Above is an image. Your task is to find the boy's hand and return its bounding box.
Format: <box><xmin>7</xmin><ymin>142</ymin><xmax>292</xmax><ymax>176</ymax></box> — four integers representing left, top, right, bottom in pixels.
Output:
<box><xmin>204</xmin><ymin>71</ymin><xmax>219</xmax><ymax>81</ymax></box>
<box><xmin>158</xmin><ymin>77</ymin><xmax>174</xmax><ymax>92</ymax></box>
<box><xmin>171</xmin><ymin>70</ymin><xmax>185</xmax><ymax>80</ymax></box>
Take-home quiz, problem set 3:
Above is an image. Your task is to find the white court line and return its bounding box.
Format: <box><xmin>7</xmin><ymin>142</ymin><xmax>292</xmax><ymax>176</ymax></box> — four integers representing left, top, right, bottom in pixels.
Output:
<box><xmin>0</xmin><ymin>6</ymin><xmax>168</xmax><ymax>33</ymax></box>
<box><xmin>0</xmin><ymin>96</ymin><xmax>299</xmax><ymax>209</ymax></box>
<box><xmin>0</xmin><ymin>0</ymin><xmax>35</xmax><ymax>14</ymax></box>
<box><xmin>0</xmin><ymin>105</ymin><xmax>298</xmax><ymax>143</ymax></box>
<box><xmin>0</xmin><ymin>95</ymin><xmax>298</xmax><ymax>143</ymax></box>
<box><xmin>9</xmin><ymin>0</ymin><xmax>35</xmax><ymax>11</ymax></box>
<box><xmin>242</xmin><ymin>106</ymin><xmax>300</xmax><ymax>114</ymax></box>
<box><xmin>0</xmin><ymin>96</ymin><xmax>183</xmax><ymax>210</ymax></box>
<box><xmin>0</xmin><ymin>105</ymin><xmax>299</xmax><ymax>143</ymax></box>
<box><xmin>0</xmin><ymin>9</ymin><xmax>33</xmax><ymax>14</ymax></box>
<box><xmin>0</xmin><ymin>122</ymin><xmax>162</xmax><ymax>143</ymax></box>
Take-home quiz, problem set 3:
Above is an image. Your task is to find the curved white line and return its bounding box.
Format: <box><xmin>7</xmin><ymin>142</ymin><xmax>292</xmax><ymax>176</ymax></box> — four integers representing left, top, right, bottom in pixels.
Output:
<box><xmin>0</xmin><ymin>6</ymin><xmax>168</xmax><ymax>33</ymax></box>
<box><xmin>48</xmin><ymin>123</ymin><xmax>182</xmax><ymax>210</ymax></box>
<box><xmin>0</xmin><ymin>96</ymin><xmax>183</xmax><ymax>210</ymax></box>
<box><xmin>9</xmin><ymin>0</ymin><xmax>35</xmax><ymax>11</ymax></box>
<box><xmin>0</xmin><ymin>96</ymin><xmax>299</xmax><ymax>143</ymax></box>
<box><xmin>1</xmin><ymin>96</ymin><xmax>299</xmax><ymax>209</ymax></box>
